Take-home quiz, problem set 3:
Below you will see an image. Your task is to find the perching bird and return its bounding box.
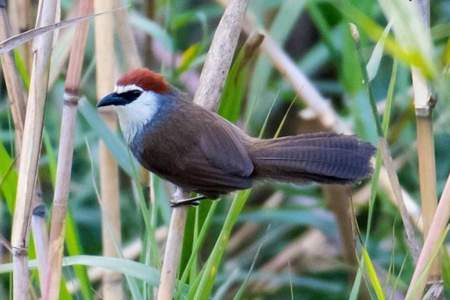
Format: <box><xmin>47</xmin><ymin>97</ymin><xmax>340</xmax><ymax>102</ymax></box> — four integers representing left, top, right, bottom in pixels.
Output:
<box><xmin>97</xmin><ymin>68</ymin><xmax>375</xmax><ymax>206</ymax></box>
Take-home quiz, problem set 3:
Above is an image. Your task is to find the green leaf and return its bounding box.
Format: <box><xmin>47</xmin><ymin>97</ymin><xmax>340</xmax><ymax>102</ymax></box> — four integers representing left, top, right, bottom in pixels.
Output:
<box><xmin>219</xmin><ymin>34</ymin><xmax>263</xmax><ymax>122</ymax></box>
<box><xmin>441</xmin><ymin>248</ymin><xmax>450</xmax><ymax>298</ymax></box>
<box><xmin>0</xmin><ymin>255</ymin><xmax>160</xmax><ymax>285</ymax></box>
<box><xmin>337</xmin><ymin>2</ymin><xmax>435</xmax><ymax>78</ymax></box>
<box><xmin>0</xmin><ymin>142</ymin><xmax>17</xmax><ymax>213</ymax></box>
<box><xmin>366</xmin><ymin>22</ymin><xmax>392</xmax><ymax>82</ymax></box>
<box><xmin>362</xmin><ymin>248</ymin><xmax>386</xmax><ymax>300</ymax></box>
<box><xmin>177</xmin><ymin>43</ymin><xmax>203</xmax><ymax>75</ymax></box>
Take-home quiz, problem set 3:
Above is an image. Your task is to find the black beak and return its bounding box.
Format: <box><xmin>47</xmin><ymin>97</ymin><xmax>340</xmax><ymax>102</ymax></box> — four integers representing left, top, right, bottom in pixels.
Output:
<box><xmin>97</xmin><ymin>93</ymin><xmax>127</xmax><ymax>108</ymax></box>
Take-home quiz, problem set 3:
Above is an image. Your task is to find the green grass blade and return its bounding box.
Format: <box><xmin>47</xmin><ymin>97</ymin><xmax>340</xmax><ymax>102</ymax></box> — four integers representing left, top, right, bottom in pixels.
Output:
<box><xmin>189</xmin><ymin>190</ymin><xmax>252</xmax><ymax>300</ymax></box>
<box><xmin>362</xmin><ymin>248</ymin><xmax>386</xmax><ymax>300</ymax></box>
<box><xmin>219</xmin><ymin>34</ymin><xmax>263</xmax><ymax>123</ymax></box>
<box><xmin>0</xmin><ymin>142</ymin><xmax>17</xmax><ymax>212</ymax></box>
<box><xmin>0</xmin><ymin>255</ymin><xmax>159</xmax><ymax>284</ymax></box>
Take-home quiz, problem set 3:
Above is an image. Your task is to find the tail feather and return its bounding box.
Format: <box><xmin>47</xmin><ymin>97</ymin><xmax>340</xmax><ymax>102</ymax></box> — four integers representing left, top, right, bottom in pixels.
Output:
<box><xmin>250</xmin><ymin>133</ymin><xmax>375</xmax><ymax>184</ymax></box>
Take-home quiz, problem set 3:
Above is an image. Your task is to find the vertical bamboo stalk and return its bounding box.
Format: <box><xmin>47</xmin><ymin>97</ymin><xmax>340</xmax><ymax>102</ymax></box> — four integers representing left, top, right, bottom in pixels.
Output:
<box><xmin>412</xmin><ymin>0</ymin><xmax>439</xmax><ymax>280</ymax></box>
<box><xmin>10</xmin><ymin>0</ymin><xmax>58</xmax><ymax>298</ymax></box>
<box><xmin>43</xmin><ymin>1</ymin><xmax>91</xmax><ymax>299</ymax></box>
<box><xmin>94</xmin><ymin>0</ymin><xmax>123</xmax><ymax>298</ymax></box>
<box><xmin>1</xmin><ymin>3</ymin><xmax>51</xmax><ymax>295</ymax></box>
<box><xmin>156</xmin><ymin>1</ymin><xmax>248</xmax><ymax>299</ymax></box>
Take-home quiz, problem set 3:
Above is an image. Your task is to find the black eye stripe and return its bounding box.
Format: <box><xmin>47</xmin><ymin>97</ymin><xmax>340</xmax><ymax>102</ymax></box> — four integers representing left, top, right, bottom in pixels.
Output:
<box><xmin>117</xmin><ymin>90</ymin><xmax>142</xmax><ymax>102</ymax></box>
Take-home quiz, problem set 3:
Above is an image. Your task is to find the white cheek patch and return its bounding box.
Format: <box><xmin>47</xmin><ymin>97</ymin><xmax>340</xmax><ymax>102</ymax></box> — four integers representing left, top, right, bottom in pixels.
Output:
<box><xmin>115</xmin><ymin>91</ymin><xmax>160</xmax><ymax>144</ymax></box>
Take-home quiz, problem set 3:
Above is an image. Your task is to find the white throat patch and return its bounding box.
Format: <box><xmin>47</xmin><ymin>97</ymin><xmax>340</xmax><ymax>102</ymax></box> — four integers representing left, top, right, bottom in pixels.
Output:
<box><xmin>114</xmin><ymin>89</ymin><xmax>161</xmax><ymax>144</ymax></box>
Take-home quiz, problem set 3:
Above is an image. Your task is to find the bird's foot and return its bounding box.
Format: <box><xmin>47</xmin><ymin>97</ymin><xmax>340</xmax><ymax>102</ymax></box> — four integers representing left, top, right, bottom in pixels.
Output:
<box><xmin>170</xmin><ymin>195</ymin><xmax>207</xmax><ymax>207</ymax></box>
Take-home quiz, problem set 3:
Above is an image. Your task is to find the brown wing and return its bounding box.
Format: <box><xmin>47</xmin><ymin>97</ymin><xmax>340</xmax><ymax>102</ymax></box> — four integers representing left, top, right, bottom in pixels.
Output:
<box><xmin>134</xmin><ymin>99</ymin><xmax>253</xmax><ymax>194</ymax></box>
<box><xmin>199</xmin><ymin>115</ymin><xmax>254</xmax><ymax>177</ymax></box>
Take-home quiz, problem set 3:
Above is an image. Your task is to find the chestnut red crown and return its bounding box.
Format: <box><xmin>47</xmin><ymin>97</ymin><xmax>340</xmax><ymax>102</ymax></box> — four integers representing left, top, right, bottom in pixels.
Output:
<box><xmin>117</xmin><ymin>68</ymin><xmax>169</xmax><ymax>93</ymax></box>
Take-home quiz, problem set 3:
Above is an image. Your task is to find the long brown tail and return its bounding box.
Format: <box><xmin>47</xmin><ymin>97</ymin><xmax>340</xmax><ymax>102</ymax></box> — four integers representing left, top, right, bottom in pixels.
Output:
<box><xmin>249</xmin><ymin>132</ymin><xmax>375</xmax><ymax>184</ymax></box>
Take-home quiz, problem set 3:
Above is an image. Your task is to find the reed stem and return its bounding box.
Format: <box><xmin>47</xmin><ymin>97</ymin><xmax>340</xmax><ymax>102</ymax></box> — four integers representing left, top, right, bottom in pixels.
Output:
<box><xmin>10</xmin><ymin>0</ymin><xmax>58</xmax><ymax>298</ymax></box>
<box><xmin>411</xmin><ymin>0</ymin><xmax>439</xmax><ymax>280</ymax></box>
<box><xmin>0</xmin><ymin>3</ymin><xmax>51</xmax><ymax>295</ymax></box>
<box><xmin>94</xmin><ymin>0</ymin><xmax>123</xmax><ymax>298</ymax></box>
<box><xmin>43</xmin><ymin>1</ymin><xmax>91</xmax><ymax>299</ymax></box>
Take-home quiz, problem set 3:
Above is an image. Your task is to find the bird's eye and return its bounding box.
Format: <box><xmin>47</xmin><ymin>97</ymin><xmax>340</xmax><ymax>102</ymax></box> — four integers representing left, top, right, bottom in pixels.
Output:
<box><xmin>118</xmin><ymin>90</ymin><xmax>143</xmax><ymax>103</ymax></box>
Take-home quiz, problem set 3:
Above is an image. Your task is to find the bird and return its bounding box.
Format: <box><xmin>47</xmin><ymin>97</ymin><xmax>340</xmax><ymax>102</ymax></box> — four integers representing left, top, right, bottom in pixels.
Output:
<box><xmin>97</xmin><ymin>68</ymin><xmax>375</xmax><ymax>207</ymax></box>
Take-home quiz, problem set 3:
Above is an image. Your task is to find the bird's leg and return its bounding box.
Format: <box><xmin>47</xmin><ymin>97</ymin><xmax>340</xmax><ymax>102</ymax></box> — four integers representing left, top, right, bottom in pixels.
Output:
<box><xmin>170</xmin><ymin>195</ymin><xmax>208</xmax><ymax>207</ymax></box>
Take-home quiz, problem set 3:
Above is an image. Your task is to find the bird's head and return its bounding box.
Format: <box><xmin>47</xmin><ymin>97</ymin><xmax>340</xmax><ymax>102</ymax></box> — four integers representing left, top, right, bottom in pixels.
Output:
<box><xmin>97</xmin><ymin>68</ymin><xmax>172</xmax><ymax>143</ymax></box>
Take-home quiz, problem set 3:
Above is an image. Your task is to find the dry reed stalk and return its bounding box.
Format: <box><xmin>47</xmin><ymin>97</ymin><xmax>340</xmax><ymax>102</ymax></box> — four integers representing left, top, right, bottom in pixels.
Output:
<box><xmin>379</xmin><ymin>139</ymin><xmax>421</xmax><ymax>260</ymax></box>
<box><xmin>324</xmin><ymin>184</ymin><xmax>371</xmax><ymax>300</ymax></box>
<box><xmin>10</xmin><ymin>0</ymin><xmax>58</xmax><ymax>298</ymax></box>
<box><xmin>227</xmin><ymin>192</ymin><xmax>283</xmax><ymax>254</ymax></box>
<box><xmin>157</xmin><ymin>0</ymin><xmax>249</xmax><ymax>299</ymax></box>
<box><xmin>43</xmin><ymin>1</ymin><xmax>91</xmax><ymax>299</ymax></box>
<box><xmin>411</xmin><ymin>0</ymin><xmax>439</xmax><ymax>280</ymax></box>
<box><xmin>324</xmin><ymin>185</ymin><xmax>357</xmax><ymax>266</ymax></box>
<box><xmin>1</xmin><ymin>3</ymin><xmax>51</xmax><ymax>295</ymax></box>
<box><xmin>405</xmin><ymin>173</ymin><xmax>450</xmax><ymax>300</ymax></box>
<box><xmin>157</xmin><ymin>189</ymin><xmax>188</xmax><ymax>300</ymax></box>
<box><xmin>94</xmin><ymin>0</ymin><xmax>123</xmax><ymax>298</ymax></box>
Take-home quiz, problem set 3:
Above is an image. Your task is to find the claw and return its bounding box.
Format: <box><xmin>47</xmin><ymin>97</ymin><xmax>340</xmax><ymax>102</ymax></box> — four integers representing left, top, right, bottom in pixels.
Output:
<box><xmin>170</xmin><ymin>195</ymin><xmax>206</xmax><ymax>207</ymax></box>
<box><xmin>170</xmin><ymin>200</ymin><xmax>200</xmax><ymax>207</ymax></box>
